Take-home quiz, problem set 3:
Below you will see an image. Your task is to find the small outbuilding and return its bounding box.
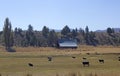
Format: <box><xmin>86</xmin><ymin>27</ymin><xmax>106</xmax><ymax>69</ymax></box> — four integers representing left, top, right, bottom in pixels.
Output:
<box><xmin>57</xmin><ymin>38</ymin><xmax>78</xmax><ymax>48</ymax></box>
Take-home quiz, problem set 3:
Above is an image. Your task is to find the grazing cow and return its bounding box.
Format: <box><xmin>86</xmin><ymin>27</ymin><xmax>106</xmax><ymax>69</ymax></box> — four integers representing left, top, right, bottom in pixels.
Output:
<box><xmin>72</xmin><ymin>56</ymin><xmax>76</xmax><ymax>59</ymax></box>
<box><xmin>86</xmin><ymin>53</ymin><xmax>90</xmax><ymax>55</ymax></box>
<box><xmin>82</xmin><ymin>61</ymin><xmax>89</xmax><ymax>67</ymax></box>
<box><xmin>99</xmin><ymin>59</ymin><xmax>104</xmax><ymax>63</ymax></box>
<box><xmin>83</xmin><ymin>57</ymin><xmax>87</xmax><ymax>60</ymax></box>
<box><xmin>118</xmin><ymin>59</ymin><xmax>120</xmax><ymax>61</ymax></box>
<box><xmin>28</xmin><ymin>63</ymin><xmax>33</xmax><ymax>67</ymax></box>
<box><xmin>118</xmin><ymin>57</ymin><xmax>120</xmax><ymax>61</ymax></box>
<box><xmin>48</xmin><ymin>57</ymin><xmax>52</xmax><ymax>61</ymax></box>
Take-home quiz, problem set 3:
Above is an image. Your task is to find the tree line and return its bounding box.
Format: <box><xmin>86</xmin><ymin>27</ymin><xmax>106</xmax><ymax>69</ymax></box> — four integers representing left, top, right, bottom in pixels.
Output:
<box><xmin>0</xmin><ymin>18</ymin><xmax>120</xmax><ymax>49</ymax></box>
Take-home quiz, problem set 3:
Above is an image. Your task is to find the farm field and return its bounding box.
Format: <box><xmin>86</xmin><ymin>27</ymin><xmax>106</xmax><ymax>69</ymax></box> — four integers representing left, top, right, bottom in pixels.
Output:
<box><xmin>0</xmin><ymin>46</ymin><xmax>120</xmax><ymax>76</ymax></box>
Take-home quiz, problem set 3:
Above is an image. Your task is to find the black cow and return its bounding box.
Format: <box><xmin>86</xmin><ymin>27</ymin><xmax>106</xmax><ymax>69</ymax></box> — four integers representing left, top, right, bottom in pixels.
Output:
<box><xmin>118</xmin><ymin>57</ymin><xmax>120</xmax><ymax>61</ymax></box>
<box><xmin>83</xmin><ymin>57</ymin><xmax>87</xmax><ymax>60</ymax></box>
<box><xmin>72</xmin><ymin>56</ymin><xmax>76</xmax><ymax>59</ymax></box>
<box><xmin>28</xmin><ymin>63</ymin><xmax>33</xmax><ymax>67</ymax></box>
<box><xmin>82</xmin><ymin>61</ymin><xmax>89</xmax><ymax>67</ymax></box>
<box><xmin>86</xmin><ymin>53</ymin><xmax>90</xmax><ymax>55</ymax></box>
<box><xmin>48</xmin><ymin>57</ymin><xmax>52</xmax><ymax>61</ymax></box>
<box><xmin>118</xmin><ymin>59</ymin><xmax>120</xmax><ymax>61</ymax></box>
<box><xmin>99</xmin><ymin>59</ymin><xmax>104</xmax><ymax>63</ymax></box>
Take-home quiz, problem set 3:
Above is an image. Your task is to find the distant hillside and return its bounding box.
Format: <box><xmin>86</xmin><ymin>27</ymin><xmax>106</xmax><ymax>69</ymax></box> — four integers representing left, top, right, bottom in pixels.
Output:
<box><xmin>49</xmin><ymin>29</ymin><xmax>61</xmax><ymax>32</ymax></box>
<box><xmin>51</xmin><ymin>28</ymin><xmax>120</xmax><ymax>33</ymax></box>
<box><xmin>95</xmin><ymin>28</ymin><xmax>120</xmax><ymax>33</ymax></box>
<box><xmin>95</xmin><ymin>30</ymin><xmax>106</xmax><ymax>32</ymax></box>
<box><xmin>113</xmin><ymin>28</ymin><xmax>120</xmax><ymax>32</ymax></box>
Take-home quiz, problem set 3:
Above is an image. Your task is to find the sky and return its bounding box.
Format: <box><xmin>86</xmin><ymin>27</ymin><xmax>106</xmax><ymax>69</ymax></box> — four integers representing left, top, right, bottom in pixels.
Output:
<box><xmin>0</xmin><ymin>0</ymin><xmax>120</xmax><ymax>31</ymax></box>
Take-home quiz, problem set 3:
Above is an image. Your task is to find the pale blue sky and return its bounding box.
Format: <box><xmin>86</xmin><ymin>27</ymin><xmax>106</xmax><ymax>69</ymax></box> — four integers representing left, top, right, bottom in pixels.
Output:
<box><xmin>0</xmin><ymin>0</ymin><xmax>120</xmax><ymax>31</ymax></box>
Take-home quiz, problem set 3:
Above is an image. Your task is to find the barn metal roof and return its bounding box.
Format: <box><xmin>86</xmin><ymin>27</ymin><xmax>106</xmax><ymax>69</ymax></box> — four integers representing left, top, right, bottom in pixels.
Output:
<box><xmin>58</xmin><ymin>39</ymin><xmax>77</xmax><ymax>48</ymax></box>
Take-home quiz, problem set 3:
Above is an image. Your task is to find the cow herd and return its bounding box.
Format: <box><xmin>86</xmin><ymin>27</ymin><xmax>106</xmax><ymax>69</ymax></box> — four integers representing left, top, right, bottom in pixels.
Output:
<box><xmin>82</xmin><ymin>58</ymin><xmax>105</xmax><ymax>67</ymax></box>
<box><xmin>28</xmin><ymin>56</ymin><xmax>120</xmax><ymax>67</ymax></box>
<box><xmin>82</xmin><ymin>56</ymin><xmax>120</xmax><ymax>67</ymax></box>
<box><xmin>28</xmin><ymin>56</ymin><xmax>53</xmax><ymax>67</ymax></box>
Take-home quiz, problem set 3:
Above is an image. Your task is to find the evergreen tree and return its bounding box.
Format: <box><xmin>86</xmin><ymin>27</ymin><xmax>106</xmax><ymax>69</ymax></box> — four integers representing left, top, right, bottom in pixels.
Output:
<box><xmin>85</xmin><ymin>26</ymin><xmax>90</xmax><ymax>45</ymax></box>
<box><xmin>26</xmin><ymin>24</ymin><xmax>36</xmax><ymax>46</ymax></box>
<box><xmin>14</xmin><ymin>28</ymin><xmax>24</xmax><ymax>46</ymax></box>
<box><xmin>79</xmin><ymin>28</ymin><xmax>85</xmax><ymax>37</ymax></box>
<box><xmin>71</xmin><ymin>29</ymin><xmax>77</xmax><ymax>38</ymax></box>
<box><xmin>61</xmin><ymin>25</ymin><xmax>71</xmax><ymax>37</ymax></box>
<box><xmin>3</xmin><ymin>18</ymin><xmax>13</xmax><ymax>49</ymax></box>
<box><xmin>89</xmin><ymin>31</ymin><xmax>98</xmax><ymax>46</ymax></box>
<box><xmin>48</xmin><ymin>30</ymin><xmax>58</xmax><ymax>47</ymax></box>
<box><xmin>10</xmin><ymin>31</ymin><xmax>14</xmax><ymax>46</ymax></box>
<box><xmin>42</xmin><ymin>26</ymin><xmax>49</xmax><ymax>38</ymax></box>
<box><xmin>107</xmin><ymin>27</ymin><xmax>114</xmax><ymax>35</ymax></box>
<box><xmin>41</xmin><ymin>26</ymin><xmax>50</xmax><ymax>46</ymax></box>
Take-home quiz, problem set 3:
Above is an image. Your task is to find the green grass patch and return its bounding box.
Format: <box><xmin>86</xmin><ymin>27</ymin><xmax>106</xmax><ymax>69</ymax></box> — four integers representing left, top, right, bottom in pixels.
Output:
<box><xmin>0</xmin><ymin>52</ymin><xmax>119</xmax><ymax>76</ymax></box>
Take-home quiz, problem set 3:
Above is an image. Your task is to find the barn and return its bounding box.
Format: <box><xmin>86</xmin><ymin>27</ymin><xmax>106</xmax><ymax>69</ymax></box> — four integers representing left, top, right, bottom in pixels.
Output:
<box><xmin>57</xmin><ymin>38</ymin><xmax>78</xmax><ymax>48</ymax></box>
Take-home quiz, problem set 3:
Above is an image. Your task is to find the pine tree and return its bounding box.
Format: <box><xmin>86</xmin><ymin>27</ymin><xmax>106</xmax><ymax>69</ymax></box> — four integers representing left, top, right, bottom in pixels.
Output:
<box><xmin>48</xmin><ymin>30</ymin><xmax>58</xmax><ymax>47</ymax></box>
<box><xmin>107</xmin><ymin>27</ymin><xmax>114</xmax><ymax>35</ymax></box>
<box><xmin>42</xmin><ymin>26</ymin><xmax>49</xmax><ymax>38</ymax></box>
<box><xmin>71</xmin><ymin>29</ymin><xmax>77</xmax><ymax>38</ymax></box>
<box><xmin>26</xmin><ymin>24</ymin><xmax>36</xmax><ymax>46</ymax></box>
<box><xmin>85</xmin><ymin>26</ymin><xmax>90</xmax><ymax>45</ymax></box>
<box><xmin>61</xmin><ymin>25</ymin><xmax>71</xmax><ymax>37</ymax></box>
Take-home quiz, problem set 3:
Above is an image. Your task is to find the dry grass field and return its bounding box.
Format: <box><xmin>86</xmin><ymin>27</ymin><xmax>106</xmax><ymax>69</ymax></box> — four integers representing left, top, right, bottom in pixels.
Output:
<box><xmin>0</xmin><ymin>45</ymin><xmax>120</xmax><ymax>76</ymax></box>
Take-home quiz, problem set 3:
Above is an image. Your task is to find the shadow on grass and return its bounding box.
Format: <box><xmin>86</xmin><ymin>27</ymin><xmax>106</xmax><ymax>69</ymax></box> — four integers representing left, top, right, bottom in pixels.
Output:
<box><xmin>6</xmin><ymin>48</ymin><xmax>16</xmax><ymax>52</ymax></box>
